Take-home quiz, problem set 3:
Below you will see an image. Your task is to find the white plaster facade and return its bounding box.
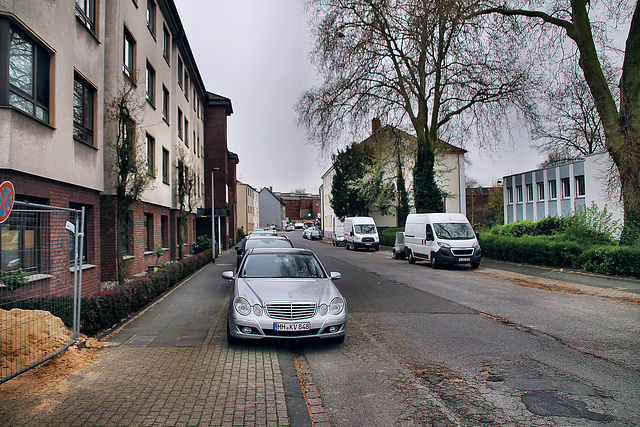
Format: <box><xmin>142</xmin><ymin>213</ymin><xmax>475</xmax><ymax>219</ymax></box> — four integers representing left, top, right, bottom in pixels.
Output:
<box><xmin>502</xmin><ymin>151</ymin><xmax>623</xmax><ymax>226</ymax></box>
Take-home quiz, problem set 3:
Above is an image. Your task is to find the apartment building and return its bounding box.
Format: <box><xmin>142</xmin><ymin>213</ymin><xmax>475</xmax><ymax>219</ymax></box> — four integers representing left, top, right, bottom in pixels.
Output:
<box><xmin>502</xmin><ymin>152</ymin><xmax>623</xmax><ymax>225</ymax></box>
<box><xmin>236</xmin><ymin>182</ymin><xmax>258</xmax><ymax>235</ymax></box>
<box><xmin>0</xmin><ymin>0</ymin><xmax>234</xmax><ymax>294</ymax></box>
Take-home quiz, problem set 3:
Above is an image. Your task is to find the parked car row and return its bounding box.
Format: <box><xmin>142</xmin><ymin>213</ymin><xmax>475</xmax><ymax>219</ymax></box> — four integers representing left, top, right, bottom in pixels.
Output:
<box><xmin>302</xmin><ymin>227</ymin><xmax>323</xmax><ymax>240</ymax></box>
<box><xmin>325</xmin><ymin>214</ymin><xmax>482</xmax><ymax>269</ymax></box>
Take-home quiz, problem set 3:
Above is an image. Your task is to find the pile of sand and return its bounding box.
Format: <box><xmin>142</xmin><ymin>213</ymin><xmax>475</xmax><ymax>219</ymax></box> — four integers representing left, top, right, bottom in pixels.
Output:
<box><xmin>1</xmin><ymin>308</ymin><xmax>104</xmax><ymax>393</ymax></box>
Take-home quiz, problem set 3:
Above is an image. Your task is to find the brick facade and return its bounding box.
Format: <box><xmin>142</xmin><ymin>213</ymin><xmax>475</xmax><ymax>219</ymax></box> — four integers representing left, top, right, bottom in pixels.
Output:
<box><xmin>0</xmin><ymin>170</ymin><xmax>101</xmax><ymax>297</ymax></box>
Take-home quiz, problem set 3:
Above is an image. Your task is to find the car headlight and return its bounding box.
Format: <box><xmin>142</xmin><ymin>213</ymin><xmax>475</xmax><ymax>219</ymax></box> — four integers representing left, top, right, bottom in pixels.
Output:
<box><xmin>234</xmin><ymin>297</ymin><xmax>251</xmax><ymax>316</ymax></box>
<box><xmin>329</xmin><ymin>297</ymin><xmax>344</xmax><ymax>315</ymax></box>
<box><xmin>253</xmin><ymin>304</ymin><xmax>264</xmax><ymax>316</ymax></box>
<box><xmin>318</xmin><ymin>304</ymin><xmax>328</xmax><ymax>316</ymax></box>
<box><xmin>473</xmin><ymin>241</ymin><xmax>480</xmax><ymax>249</ymax></box>
<box><xmin>438</xmin><ymin>242</ymin><xmax>451</xmax><ymax>248</ymax></box>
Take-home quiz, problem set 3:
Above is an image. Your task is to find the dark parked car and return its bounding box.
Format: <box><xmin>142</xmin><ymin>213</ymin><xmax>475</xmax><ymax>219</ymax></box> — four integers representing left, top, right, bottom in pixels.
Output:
<box><xmin>235</xmin><ymin>236</ymin><xmax>293</xmax><ymax>269</ymax></box>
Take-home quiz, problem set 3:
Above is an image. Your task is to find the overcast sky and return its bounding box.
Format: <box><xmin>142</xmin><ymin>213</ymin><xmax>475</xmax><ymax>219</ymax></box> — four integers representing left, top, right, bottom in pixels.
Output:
<box><xmin>173</xmin><ymin>0</ymin><xmax>544</xmax><ymax>193</ymax></box>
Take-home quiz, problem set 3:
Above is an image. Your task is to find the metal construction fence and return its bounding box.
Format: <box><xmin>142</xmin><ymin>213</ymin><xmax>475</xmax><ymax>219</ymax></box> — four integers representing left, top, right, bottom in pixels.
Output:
<box><xmin>1</xmin><ymin>201</ymin><xmax>84</xmax><ymax>384</ymax></box>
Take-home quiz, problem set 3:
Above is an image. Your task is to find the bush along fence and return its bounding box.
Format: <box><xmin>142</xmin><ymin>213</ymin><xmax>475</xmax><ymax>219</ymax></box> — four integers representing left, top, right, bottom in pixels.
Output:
<box><xmin>2</xmin><ymin>250</ymin><xmax>213</xmax><ymax>338</ymax></box>
<box><xmin>80</xmin><ymin>249</ymin><xmax>212</xmax><ymax>336</ymax></box>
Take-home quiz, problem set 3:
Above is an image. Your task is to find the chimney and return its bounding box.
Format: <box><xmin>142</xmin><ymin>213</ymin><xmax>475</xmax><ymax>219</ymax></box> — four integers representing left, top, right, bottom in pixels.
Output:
<box><xmin>372</xmin><ymin>118</ymin><xmax>381</xmax><ymax>134</ymax></box>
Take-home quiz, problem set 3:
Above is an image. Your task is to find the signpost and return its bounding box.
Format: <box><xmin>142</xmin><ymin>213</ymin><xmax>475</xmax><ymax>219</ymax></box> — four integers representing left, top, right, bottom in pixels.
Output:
<box><xmin>0</xmin><ymin>181</ymin><xmax>15</xmax><ymax>224</ymax></box>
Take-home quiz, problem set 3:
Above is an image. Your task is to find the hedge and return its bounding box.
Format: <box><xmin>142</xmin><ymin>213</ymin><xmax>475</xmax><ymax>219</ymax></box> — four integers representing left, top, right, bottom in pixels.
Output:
<box><xmin>579</xmin><ymin>245</ymin><xmax>640</xmax><ymax>277</ymax></box>
<box><xmin>380</xmin><ymin>227</ymin><xmax>404</xmax><ymax>247</ymax></box>
<box><xmin>479</xmin><ymin>234</ymin><xmax>640</xmax><ymax>278</ymax></box>
<box><xmin>81</xmin><ymin>249</ymin><xmax>212</xmax><ymax>336</ymax></box>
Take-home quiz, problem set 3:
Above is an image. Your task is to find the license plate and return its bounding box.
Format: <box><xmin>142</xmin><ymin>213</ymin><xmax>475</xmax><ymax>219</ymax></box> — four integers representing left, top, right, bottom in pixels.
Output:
<box><xmin>273</xmin><ymin>322</ymin><xmax>310</xmax><ymax>331</ymax></box>
<box><xmin>459</xmin><ymin>258</ymin><xmax>471</xmax><ymax>262</ymax></box>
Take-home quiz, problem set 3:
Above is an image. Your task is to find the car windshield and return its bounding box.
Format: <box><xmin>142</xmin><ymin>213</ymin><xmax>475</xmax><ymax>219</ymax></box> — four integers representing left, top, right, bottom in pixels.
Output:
<box><xmin>354</xmin><ymin>224</ymin><xmax>376</xmax><ymax>234</ymax></box>
<box><xmin>335</xmin><ymin>232</ymin><xmax>344</xmax><ymax>238</ymax></box>
<box><xmin>240</xmin><ymin>253</ymin><xmax>326</xmax><ymax>278</ymax></box>
<box><xmin>246</xmin><ymin>239</ymin><xmax>292</xmax><ymax>250</ymax></box>
<box><xmin>433</xmin><ymin>223</ymin><xmax>475</xmax><ymax>240</ymax></box>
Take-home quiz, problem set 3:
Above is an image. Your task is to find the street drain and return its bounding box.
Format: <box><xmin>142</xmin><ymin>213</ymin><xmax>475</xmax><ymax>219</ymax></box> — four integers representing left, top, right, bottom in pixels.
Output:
<box><xmin>521</xmin><ymin>391</ymin><xmax>610</xmax><ymax>421</ymax></box>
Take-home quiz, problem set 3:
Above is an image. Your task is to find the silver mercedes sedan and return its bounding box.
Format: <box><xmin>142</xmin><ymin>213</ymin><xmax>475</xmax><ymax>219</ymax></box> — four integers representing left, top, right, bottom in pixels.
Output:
<box><xmin>222</xmin><ymin>248</ymin><xmax>347</xmax><ymax>344</ymax></box>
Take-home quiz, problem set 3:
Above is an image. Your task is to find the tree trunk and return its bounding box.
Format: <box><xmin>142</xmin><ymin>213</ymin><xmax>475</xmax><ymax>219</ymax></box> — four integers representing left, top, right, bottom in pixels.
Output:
<box><xmin>413</xmin><ymin>134</ymin><xmax>444</xmax><ymax>213</ymax></box>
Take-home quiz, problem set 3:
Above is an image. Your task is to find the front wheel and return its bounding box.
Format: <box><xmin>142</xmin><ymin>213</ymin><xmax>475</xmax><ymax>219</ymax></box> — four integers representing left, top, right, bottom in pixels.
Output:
<box><xmin>392</xmin><ymin>249</ymin><xmax>397</xmax><ymax>259</ymax></box>
<box><xmin>408</xmin><ymin>251</ymin><xmax>416</xmax><ymax>264</ymax></box>
<box><xmin>470</xmin><ymin>261</ymin><xmax>480</xmax><ymax>269</ymax></box>
<box><xmin>430</xmin><ymin>253</ymin><xmax>439</xmax><ymax>269</ymax></box>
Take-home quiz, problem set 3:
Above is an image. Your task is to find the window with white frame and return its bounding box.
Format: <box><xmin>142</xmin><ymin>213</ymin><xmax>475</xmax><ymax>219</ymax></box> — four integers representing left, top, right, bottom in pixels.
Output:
<box><xmin>561</xmin><ymin>178</ymin><xmax>570</xmax><ymax>198</ymax></box>
<box><xmin>526</xmin><ymin>184</ymin><xmax>533</xmax><ymax>202</ymax></box>
<box><xmin>549</xmin><ymin>180</ymin><xmax>557</xmax><ymax>199</ymax></box>
<box><xmin>537</xmin><ymin>182</ymin><xmax>545</xmax><ymax>200</ymax></box>
<box><xmin>575</xmin><ymin>176</ymin><xmax>585</xmax><ymax>197</ymax></box>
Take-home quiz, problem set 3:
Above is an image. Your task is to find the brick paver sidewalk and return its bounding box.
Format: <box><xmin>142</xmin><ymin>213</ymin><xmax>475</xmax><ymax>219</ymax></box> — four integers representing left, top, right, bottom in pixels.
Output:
<box><xmin>0</xmin><ymin>252</ymin><xmax>291</xmax><ymax>426</ymax></box>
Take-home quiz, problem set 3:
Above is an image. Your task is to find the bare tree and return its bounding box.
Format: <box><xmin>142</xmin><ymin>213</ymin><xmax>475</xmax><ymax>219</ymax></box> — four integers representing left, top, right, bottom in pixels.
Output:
<box><xmin>533</xmin><ymin>62</ymin><xmax>611</xmax><ymax>159</ymax></box>
<box><xmin>105</xmin><ymin>80</ymin><xmax>153</xmax><ymax>285</ymax></box>
<box><xmin>298</xmin><ymin>0</ymin><xmax>533</xmax><ymax>213</ymax></box>
<box><xmin>176</xmin><ymin>148</ymin><xmax>200</xmax><ymax>259</ymax></box>
<box><xmin>472</xmin><ymin>0</ymin><xmax>640</xmax><ymax>243</ymax></box>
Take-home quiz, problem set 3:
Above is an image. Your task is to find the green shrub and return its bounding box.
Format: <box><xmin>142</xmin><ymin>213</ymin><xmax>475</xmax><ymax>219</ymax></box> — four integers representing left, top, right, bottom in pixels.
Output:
<box><xmin>579</xmin><ymin>245</ymin><xmax>640</xmax><ymax>277</ymax></box>
<box><xmin>380</xmin><ymin>227</ymin><xmax>404</xmax><ymax>246</ymax></box>
<box><xmin>237</xmin><ymin>228</ymin><xmax>246</xmax><ymax>239</ymax></box>
<box><xmin>194</xmin><ymin>235</ymin><xmax>212</xmax><ymax>253</ymax></box>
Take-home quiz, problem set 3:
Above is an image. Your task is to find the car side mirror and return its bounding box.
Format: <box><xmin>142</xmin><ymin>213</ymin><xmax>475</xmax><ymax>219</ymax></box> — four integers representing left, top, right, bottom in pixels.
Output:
<box><xmin>221</xmin><ymin>271</ymin><xmax>234</xmax><ymax>280</ymax></box>
<box><xmin>330</xmin><ymin>272</ymin><xmax>341</xmax><ymax>280</ymax></box>
<box><xmin>475</xmin><ymin>232</ymin><xmax>480</xmax><ymax>239</ymax></box>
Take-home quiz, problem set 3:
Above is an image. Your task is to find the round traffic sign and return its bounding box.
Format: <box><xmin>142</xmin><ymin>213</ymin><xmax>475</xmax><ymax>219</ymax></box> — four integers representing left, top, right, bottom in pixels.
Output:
<box><xmin>0</xmin><ymin>181</ymin><xmax>15</xmax><ymax>223</ymax></box>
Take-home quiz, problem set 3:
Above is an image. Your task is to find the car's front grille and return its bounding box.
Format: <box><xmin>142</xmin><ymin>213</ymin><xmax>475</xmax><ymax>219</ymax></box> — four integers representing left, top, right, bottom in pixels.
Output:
<box><xmin>266</xmin><ymin>302</ymin><xmax>316</xmax><ymax>320</ymax></box>
<box><xmin>362</xmin><ymin>237</ymin><xmax>374</xmax><ymax>242</ymax></box>
<box><xmin>451</xmin><ymin>249</ymin><xmax>474</xmax><ymax>256</ymax></box>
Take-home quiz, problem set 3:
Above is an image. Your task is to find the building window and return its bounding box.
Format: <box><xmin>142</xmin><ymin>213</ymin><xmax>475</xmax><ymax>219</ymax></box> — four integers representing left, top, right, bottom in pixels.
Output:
<box><xmin>75</xmin><ymin>0</ymin><xmax>96</xmax><ymax>34</ymax></box>
<box><xmin>576</xmin><ymin>175</ymin><xmax>585</xmax><ymax>197</ymax></box>
<box><xmin>177</xmin><ymin>108</ymin><xmax>183</xmax><ymax>139</ymax></box>
<box><xmin>162</xmin><ymin>25</ymin><xmax>170</xmax><ymax>63</ymax></box>
<box><xmin>526</xmin><ymin>184</ymin><xmax>533</xmax><ymax>202</ymax></box>
<box><xmin>162</xmin><ymin>85</ymin><xmax>169</xmax><ymax>122</ymax></box>
<box><xmin>7</xmin><ymin>27</ymin><xmax>51</xmax><ymax>123</ymax></box>
<box><xmin>161</xmin><ymin>215</ymin><xmax>168</xmax><ymax>247</ymax></box>
<box><xmin>516</xmin><ymin>185</ymin><xmax>523</xmax><ymax>203</ymax></box>
<box><xmin>537</xmin><ymin>182</ymin><xmax>545</xmax><ymax>200</ymax></box>
<box><xmin>144</xmin><ymin>213</ymin><xmax>153</xmax><ymax>251</ymax></box>
<box><xmin>562</xmin><ymin>178</ymin><xmax>571</xmax><ymax>198</ymax></box>
<box><xmin>184</xmin><ymin>72</ymin><xmax>189</xmax><ymax>99</ymax></box>
<box><xmin>1</xmin><ymin>208</ymin><xmax>40</xmax><ymax>273</ymax></box>
<box><xmin>162</xmin><ymin>147</ymin><xmax>169</xmax><ymax>184</ymax></box>
<box><xmin>123</xmin><ymin>28</ymin><xmax>136</xmax><ymax>79</ymax></box>
<box><xmin>549</xmin><ymin>180</ymin><xmax>557</xmax><ymax>199</ymax></box>
<box><xmin>177</xmin><ymin>56</ymin><xmax>183</xmax><ymax>88</ymax></box>
<box><xmin>146</xmin><ymin>61</ymin><xmax>155</xmax><ymax>105</ymax></box>
<box><xmin>146</xmin><ymin>0</ymin><xmax>156</xmax><ymax>36</ymax></box>
<box><xmin>73</xmin><ymin>74</ymin><xmax>95</xmax><ymax>146</ymax></box>
<box><xmin>506</xmin><ymin>186</ymin><xmax>513</xmax><ymax>204</ymax></box>
<box><xmin>146</xmin><ymin>133</ymin><xmax>155</xmax><ymax>176</ymax></box>
<box><xmin>184</xmin><ymin>118</ymin><xmax>189</xmax><ymax>147</ymax></box>
<box><xmin>193</xmin><ymin>131</ymin><xmax>196</xmax><ymax>154</ymax></box>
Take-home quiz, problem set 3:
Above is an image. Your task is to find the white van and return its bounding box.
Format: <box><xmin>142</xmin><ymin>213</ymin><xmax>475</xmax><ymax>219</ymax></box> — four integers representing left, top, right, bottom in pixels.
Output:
<box><xmin>404</xmin><ymin>213</ymin><xmax>481</xmax><ymax>268</ymax></box>
<box><xmin>343</xmin><ymin>216</ymin><xmax>379</xmax><ymax>251</ymax></box>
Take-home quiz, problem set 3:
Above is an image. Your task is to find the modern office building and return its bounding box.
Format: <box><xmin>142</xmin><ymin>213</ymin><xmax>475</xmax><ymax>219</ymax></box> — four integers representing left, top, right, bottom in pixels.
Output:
<box><xmin>502</xmin><ymin>152</ymin><xmax>623</xmax><ymax>225</ymax></box>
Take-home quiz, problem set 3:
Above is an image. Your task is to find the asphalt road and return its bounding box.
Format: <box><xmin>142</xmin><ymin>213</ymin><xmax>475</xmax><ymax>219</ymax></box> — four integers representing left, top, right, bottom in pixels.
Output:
<box><xmin>288</xmin><ymin>231</ymin><xmax>640</xmax><ymax>426</ymax></box>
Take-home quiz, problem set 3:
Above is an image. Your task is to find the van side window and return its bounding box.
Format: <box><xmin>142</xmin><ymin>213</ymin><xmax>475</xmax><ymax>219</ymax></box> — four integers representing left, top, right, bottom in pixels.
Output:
<box><xmin>425</xmin><ymin>224</ymin><xmax>434</xmax><ymax>241</ymax></box>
